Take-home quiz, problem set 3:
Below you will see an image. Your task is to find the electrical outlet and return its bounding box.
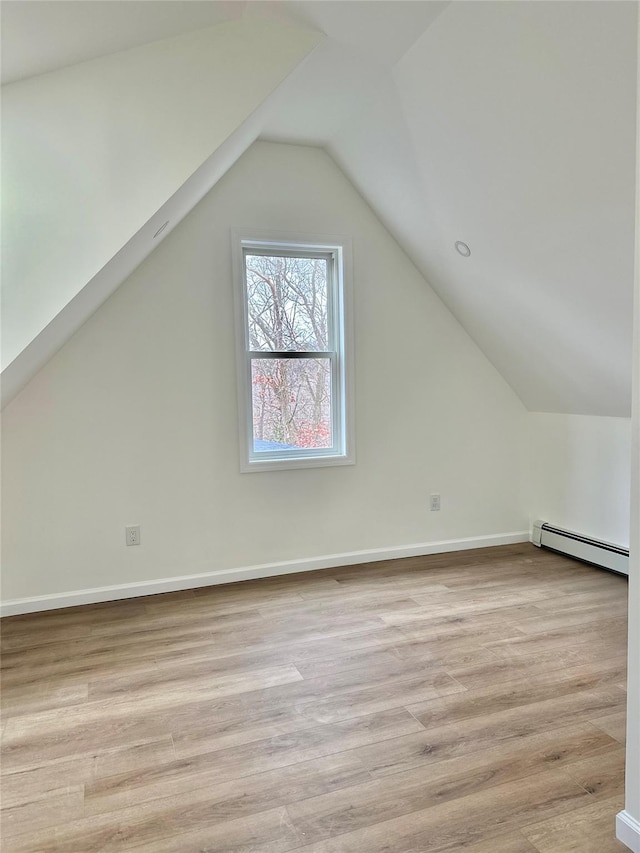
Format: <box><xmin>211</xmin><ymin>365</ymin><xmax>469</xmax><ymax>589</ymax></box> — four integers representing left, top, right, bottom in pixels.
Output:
<box><xmin>429</xmin><ymin>494</ymin><xmax>441</xmax><ymax>512</ymax></box>
<box><xmin>125</xmin><ymin>525</ymin><xmax>140</xmax><ymax>546</ymax></box>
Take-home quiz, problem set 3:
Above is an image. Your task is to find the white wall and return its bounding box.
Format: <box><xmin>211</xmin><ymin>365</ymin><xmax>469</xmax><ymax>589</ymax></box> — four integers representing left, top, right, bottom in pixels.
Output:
<box><xmin>1</xmin><ymin>142</ymin><xmax>528</xmax><ymax>605</ymax></box>
<box><xmin>528</xmin><ymin>413</ymin><xmax>632</xmax><ymax>547</ymax></box>
<box><xmin>1</xmin><ymin>18</ymin><xmax>319</xmax><ymax>369</ymax></box>
<box><xmin>618</xmin><ymin>9</ymin><xmax>640</xmax><ymax>849</ymax></box>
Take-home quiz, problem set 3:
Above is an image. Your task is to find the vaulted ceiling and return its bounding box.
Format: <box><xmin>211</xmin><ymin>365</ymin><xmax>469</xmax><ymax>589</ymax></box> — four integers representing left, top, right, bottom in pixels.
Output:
<box><xmin>2</xmin><ymin>0</ymin><xmax>637</xmax><ymax>414</ymax></box>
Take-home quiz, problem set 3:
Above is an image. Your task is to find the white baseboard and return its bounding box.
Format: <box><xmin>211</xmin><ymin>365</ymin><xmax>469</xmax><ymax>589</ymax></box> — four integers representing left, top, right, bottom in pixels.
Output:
<box><xmin>0</xmin><ymin>531</ymin><xmax>529</xmax><ymax>617</ymax></box>
<box><xmin>617</xmin><ymin>811</ymin><xmax>640</xmax><ymax>852</ymax></box>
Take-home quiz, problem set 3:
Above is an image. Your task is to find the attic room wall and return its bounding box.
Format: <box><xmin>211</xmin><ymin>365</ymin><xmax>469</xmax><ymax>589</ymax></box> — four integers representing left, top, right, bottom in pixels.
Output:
<box><xmin>527</xmin><ymin>413</ymin><xmax>631</xmax><ymax>548</ymax></box>
<box><xmin>619</xmin><ymin>9</ymin><xmax>640</xmax><ymax>846</ymax></box>
<box><xmin>1</xmin><ymin>142</ymin><xmax>528</xmax><ymax>607</ymax></box>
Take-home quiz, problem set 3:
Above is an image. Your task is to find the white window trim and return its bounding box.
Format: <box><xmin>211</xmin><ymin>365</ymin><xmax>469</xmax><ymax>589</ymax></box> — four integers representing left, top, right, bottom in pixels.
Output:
<box><xmin>231</xmin><ymin>228</ymin><xmax>355</xmax><ymax>473</ymax></box>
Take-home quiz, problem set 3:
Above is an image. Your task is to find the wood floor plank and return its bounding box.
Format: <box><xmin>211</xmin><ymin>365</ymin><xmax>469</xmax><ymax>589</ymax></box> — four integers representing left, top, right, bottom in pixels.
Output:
<box><xmin>420</xmin><ymin>834</ymin><xmax>538</xmax><ymax>853</ymax></box>
<box><xmin>1</xmin><ymin>681</ymin><xmax>89</xmax><ymax>719</ymax></box>
<box><xmin>285</xmin><ymin>671</ymin><xmax>465</xmax><ymax>728</ymax></box>
<box><xmin>292</xmin><ymin>648</ymin><xmax>462</xmax><ymax>686</ymax></box>
<box><xmin>1</xmin><ymin>759</ymin><xmax>97</xmax><ymax>808</ymax></box>
<box><xmin>5</xmin><ymin>663</ymin><xmax>444</xmax><ymax>780</ymax></box>
<box><xmin>531</xmin><ymin>587</ymin><xmax>628</xmax><ymax>613</ymax></box>
<box><xmin>1</xmin><ymin>603</ymin><xmax>148</xmax><ymax>651</ymax></box>
<box><xmin>0</xmin><ymin>752</ymin><xmax>368</xmax><ymax>852</ymax></box>
<box><xmin>521</xmin><ymin>795</ymin><xmax>627</xmax><ymax>852</ymax></box>
<box><xmin>485</xmin><ymin>622</ymin><xmax>627</xmax><ymax>661</ymax></box>
<box><xmin>1</xmin><ymin>642</ymin><xmax>171</xmax><ymax>689</ymax></box>
<box><xmin>2</xmin><ymin>804</ymin><xmax>302</xmax><ymax>853</ymax></box>
<box><xmin>444</xmin><ymin>647</ymin><xmax>625</xmax><ymax>690</ymax></box>
<box><xmin>170</xmin><ymin>671</ymin><xmax>463</xmax><ymax>758</ymax></box>
<box><xmin>389</xmin><ymin>642</ymin><xmax>501</xmax><ymax>670</ymax></box>
<box><xmin>408</xmin><ymin>587</ymin><xmax>563</xmax><ymax>612</ymax></box>
<box><xmin>154</xmin><ymin>588</ymin><xmax>309</xmax><ymax>614</ymax></box>
<box><xmin>86</xmin><ymin>654</ymin><xmax>303</xmax><ymax>701</ymax></box>
<box><xmin>511</xmin><ymin>603</ymin><xmax>628</xmax><ymax>635</ymax></box>
<box><xmin>83</xmin><ymin>708</ymin><xmax>424</xmax><ymax>816</ymax></box>
<box><xmin>383</xmin><ymin>608</ymin><xmax>527</xmax><ymax>639</ymax></box>
<box><xmin>407</xmin><ymin>663</ymin><xmax>627</xmax><ymax>730</ymax></box>
<box><xmin>290</xmin><ymin>767</ymin><xmax>593</xmax><ymax>852</ymax></box>
<box><xmin>1</xmin><ymin>735</ymin><xmax>179</xmax><ymax>800</ymax></box>
<box><xmin>3</xmin><ymin>663</ymin><xmax>302</xmax><ymax>744</ymax></box>
<box><xmin>590</xmin><ymin>712</ymin><xmax>627</xmax><ymax>744</ymax></box>
<box><xmin>0</xmin><ymin>785</ymin><xmax>84</xmax><ymax>840</ymax></box>
<box><xmin>288</xmin><ymin>625</ymin><xmax>411</xmax><ymax>663</ymax></box>
<box><xmin>562</xmin><ymin>746</ymin><xmax>626</xmax><ymax>800</ymax></box>
<box><xmin>350</xmin><ymin>692</ymin><xmax>624</xmax><ymax>781</ymax></box>
<box><xmin>286</xmin><ymin>724</ymin><xmax>618</xmax><ymax>844</ymax></box>
<box><xmin>257</xmin><ymin>595</ymin><xmax>424</xmax><ymax>621</ymax></box>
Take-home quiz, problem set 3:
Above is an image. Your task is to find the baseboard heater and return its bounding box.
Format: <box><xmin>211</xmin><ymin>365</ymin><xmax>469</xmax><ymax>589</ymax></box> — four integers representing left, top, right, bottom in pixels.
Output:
<box><xmin>532</xmin><ymin>520</ymin><xmax>629</xmax><ymax>577</ymax></box>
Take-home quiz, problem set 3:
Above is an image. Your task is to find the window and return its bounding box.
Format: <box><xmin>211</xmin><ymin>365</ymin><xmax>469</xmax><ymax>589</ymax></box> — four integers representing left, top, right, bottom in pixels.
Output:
<box><xmin>232</xmin><ymin>231</ymin><xmax>354</xmax><ymax>472</ymax></box>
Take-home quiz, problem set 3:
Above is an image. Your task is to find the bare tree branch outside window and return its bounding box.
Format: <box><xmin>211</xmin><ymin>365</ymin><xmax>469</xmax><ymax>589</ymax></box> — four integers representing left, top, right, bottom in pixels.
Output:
<box><xmin>245</xmin><ymin>254</ymin><xmax>332</xmax><ymax>449</ymax></box>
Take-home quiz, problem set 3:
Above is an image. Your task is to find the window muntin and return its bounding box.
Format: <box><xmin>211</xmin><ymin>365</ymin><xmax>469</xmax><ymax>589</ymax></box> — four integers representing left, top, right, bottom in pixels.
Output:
<box><xmin>234</xmin><ymin>236</ymin><xmax>352</xmax><ymax>471</ymax></box>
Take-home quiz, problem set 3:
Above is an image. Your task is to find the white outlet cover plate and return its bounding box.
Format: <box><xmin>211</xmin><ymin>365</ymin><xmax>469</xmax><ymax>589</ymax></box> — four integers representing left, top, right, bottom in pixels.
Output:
<box><xmin>126</xmin><ymin>525</ymin><xmax>140</xmax><ymax>545</ymax></box>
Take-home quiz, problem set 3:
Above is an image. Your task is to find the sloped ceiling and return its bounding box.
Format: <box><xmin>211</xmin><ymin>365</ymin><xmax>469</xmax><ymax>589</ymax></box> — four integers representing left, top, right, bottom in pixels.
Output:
<box><xmin>268</xmin><ymin>0</ymin><xmax>638</xmax><ymax>416</ymax></box>
<box><xmin>0</xmin><ymin>1</ymin><xmax>243</xmax><ymax>84</ymax></box>
<box><xmin>2</xmin><ymin>0</ymin><xmax>637</xmax><ymax>416</ymax></box>
<box><xmin>1</xmin><ymin>12</ymin><xmax>321</xmax><ymax>401</ymax></box>
<box><xmin>391</xmin><ymin>0</ymin><xmax>636</xmax><ymax>416</ymax></box>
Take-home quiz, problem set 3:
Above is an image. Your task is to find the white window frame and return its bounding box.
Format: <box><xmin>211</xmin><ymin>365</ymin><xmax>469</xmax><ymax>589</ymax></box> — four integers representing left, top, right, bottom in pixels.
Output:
<box><xmin>231</xmin><ymin>229</ymin><xmax>355</xmax><ymax>473</ymax></box>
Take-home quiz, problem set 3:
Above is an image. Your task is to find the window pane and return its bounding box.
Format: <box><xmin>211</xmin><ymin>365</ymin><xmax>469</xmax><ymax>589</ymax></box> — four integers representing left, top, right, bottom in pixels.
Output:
<box><xmin>251</xmin><ymin>358</ymin><xmax>332</xmax><ymax>451</ymax></box>
<box><xmin>245</xmin><ymin>254</ymin><xmax>328</xmax><ymax>352</ymax></box>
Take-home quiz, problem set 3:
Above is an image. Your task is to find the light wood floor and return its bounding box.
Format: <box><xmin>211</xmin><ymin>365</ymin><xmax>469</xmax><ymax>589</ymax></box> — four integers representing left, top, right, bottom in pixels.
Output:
<box><xmin>0</xmin><ymin>543</ymin><xmax>629</xmax><ymax>852</ymax></box>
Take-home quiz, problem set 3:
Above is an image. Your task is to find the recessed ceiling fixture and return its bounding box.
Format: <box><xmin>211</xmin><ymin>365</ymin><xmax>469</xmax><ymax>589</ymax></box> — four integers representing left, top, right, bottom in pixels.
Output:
<box><xmin>455</xmin><ymin>241</ymin><xmax>471</xmax><ymax>257</ymax></box>
<box><xmin>153</xmin><ymin>221</ymin><xmax>170</xmax><ymax>239</ymax></box>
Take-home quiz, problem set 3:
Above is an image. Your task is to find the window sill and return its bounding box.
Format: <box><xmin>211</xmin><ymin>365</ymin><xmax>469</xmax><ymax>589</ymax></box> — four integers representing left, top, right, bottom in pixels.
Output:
<box><xmin>240</xmin><ymin>453</ymin><xmax>355</xmax><ymax>473</ymax></box>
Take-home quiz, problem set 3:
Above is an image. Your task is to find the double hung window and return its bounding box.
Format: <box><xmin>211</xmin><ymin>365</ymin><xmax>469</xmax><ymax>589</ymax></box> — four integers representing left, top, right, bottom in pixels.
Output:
<box><xmin>233</xmin><ymin>233</ymin><xmax>353</xmax><ymax>471</ymax></box>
